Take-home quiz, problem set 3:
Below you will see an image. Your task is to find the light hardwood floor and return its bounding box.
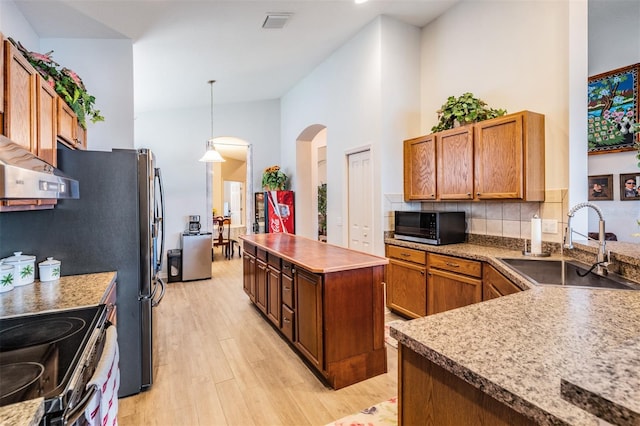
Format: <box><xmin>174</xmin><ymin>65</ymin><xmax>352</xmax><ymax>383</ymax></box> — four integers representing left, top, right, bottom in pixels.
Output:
<box><xmin>119</xmin><ymin>253</ymin><xmax>400</xmax><ymax>425</ymax></box>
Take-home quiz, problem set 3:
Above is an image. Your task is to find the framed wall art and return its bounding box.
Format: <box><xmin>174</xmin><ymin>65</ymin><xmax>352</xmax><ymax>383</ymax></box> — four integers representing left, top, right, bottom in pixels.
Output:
<box><xmin>620</xmin><ymin>173</ymin><xmax>640</xmax><ymax>201</ymax></box>
<box><xmin>588</xmin><ymin>174</ymin><xmax>613</xmax><ymax>201</ymax></box>
<box><xmin>588</xmin><ymin>63</ymin><xmax>639</xmax><ymax>154</ymax></box>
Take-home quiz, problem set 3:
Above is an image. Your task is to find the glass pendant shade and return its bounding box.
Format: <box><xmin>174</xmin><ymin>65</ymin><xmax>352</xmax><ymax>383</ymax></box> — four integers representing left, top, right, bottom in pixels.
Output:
<box><xmin>199</xmin><ymin>80</ymin><xmax>225</xmax><ymax>163</ymax></box>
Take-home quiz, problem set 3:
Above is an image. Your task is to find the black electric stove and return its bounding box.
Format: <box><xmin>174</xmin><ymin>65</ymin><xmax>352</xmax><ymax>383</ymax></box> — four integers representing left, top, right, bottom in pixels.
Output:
<box><xmin>0</xmin><ymin>305</ymin><xmax>106</xmax><ymax>420</ymax></box>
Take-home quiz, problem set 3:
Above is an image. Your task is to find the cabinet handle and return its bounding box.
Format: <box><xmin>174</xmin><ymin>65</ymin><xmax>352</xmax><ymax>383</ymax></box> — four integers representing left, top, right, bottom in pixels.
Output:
<box><xmin>291</xmin><ymin>267</ymin><xmax>296</xmax><ymax>274</ymax></box>
<box><xmin>284</xmin><ymin>318</ymin><xmax>290</xmax><ymax>323</ymax></box>
<box><xmin>401</xmin><ymin>253</ymin><xmax>410</xmax><ymax>257</ymax></box>
<box><xmin>446</xmin><ymin>262</ymin><xmax>460</xmax><ymax>268</ymax></box>
<box><xmin>467</xmin><ymin>193</ymin><xmax>471</xmax><ymax>197</ymax></box>
<box><xmin>284</xmin><ymin>286</ymin><xmax>290</xmax><ymax>291</ymax></box>
<box><xmin>431</xmin><ymin>194</ymin><xmax>435</xmax><ymax>197</ymax></box>
<box><xmin>420</xmin><ymin>271</ymin><xmax>425</xmax><ymax>275</ymax></box>
<box><xmin>476</xmin><ymin>192</ymin><xmax>481</xmax><ymax>196</ymax></box>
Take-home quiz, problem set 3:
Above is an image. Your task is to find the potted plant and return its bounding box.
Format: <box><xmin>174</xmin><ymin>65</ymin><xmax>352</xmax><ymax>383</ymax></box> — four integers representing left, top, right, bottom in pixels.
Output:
<box><xmin>431</xmin><ymin>92</ymin><xmax>507</xmax><ymax>133</ymax></box>
<box><xmin>8</xmin><ymin>38</ymin><xmax>104</xmax><ymax>129</ymax></box>
<box><xmin>262</xmin><ymin>165</ymin><xmax>288</xmax><ymax>190</ymax></box>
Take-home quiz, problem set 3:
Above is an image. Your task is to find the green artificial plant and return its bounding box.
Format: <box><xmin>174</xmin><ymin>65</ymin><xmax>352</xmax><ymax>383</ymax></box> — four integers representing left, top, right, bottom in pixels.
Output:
<box><xmin>262</xmin><ymin>165</ymin><xmax>288</xmax><ymax>190</ymax></box>
<box><xmin>431</xmin><ymin>92</ymin><xmax>506</xmax><ymax>133</ymax></box>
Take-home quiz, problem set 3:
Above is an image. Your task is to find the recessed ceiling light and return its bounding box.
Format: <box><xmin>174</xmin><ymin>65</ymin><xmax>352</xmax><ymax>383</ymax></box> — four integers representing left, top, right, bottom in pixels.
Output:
<box><xmin>355</xmin><ymin>0</ymin><xmax>369</xmax><ymax>4</ymax></box>
<box><xmin>262</xmin><ymin>13</ymin><xmax>292</xmax><ymax>29</ymax></box>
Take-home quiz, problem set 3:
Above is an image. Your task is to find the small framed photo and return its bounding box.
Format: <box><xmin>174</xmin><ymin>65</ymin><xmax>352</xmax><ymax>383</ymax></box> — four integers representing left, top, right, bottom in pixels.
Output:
<box><xmin>620</xmin><ymin>173</ymin><xmax>640</xmax><ymax>201</ymax></box>
<box><xmin>588</xmin><ymin>174</ymin><xmax>613</xmax><ymax>201</ymax></box>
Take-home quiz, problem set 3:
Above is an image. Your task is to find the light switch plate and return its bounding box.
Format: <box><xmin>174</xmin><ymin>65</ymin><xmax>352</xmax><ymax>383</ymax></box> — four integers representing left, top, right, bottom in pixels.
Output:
<box><xmin>542</xmin><ymin>219</ymin><xmax>558</xmax><ymax>234</ymax></box>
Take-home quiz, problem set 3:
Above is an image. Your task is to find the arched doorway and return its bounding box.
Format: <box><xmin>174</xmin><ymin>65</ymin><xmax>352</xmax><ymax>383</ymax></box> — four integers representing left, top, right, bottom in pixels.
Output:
<box><xmin>295</xmin><ymin>125</ymin><xmax>326</xmax><ymax>240</ymax></box>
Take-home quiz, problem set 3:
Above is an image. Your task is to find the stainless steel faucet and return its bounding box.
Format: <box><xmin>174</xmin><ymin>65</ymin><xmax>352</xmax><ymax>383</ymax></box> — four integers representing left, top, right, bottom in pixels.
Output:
<box><xmin>564</xmin><ymin>202</ymin><xmax>610</xmax><ymax>275</ymax></box>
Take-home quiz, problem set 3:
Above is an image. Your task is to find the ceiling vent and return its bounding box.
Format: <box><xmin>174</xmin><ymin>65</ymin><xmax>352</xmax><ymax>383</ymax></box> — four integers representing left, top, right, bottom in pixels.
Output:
<box><xmin>262</xmin><ymin>13</ymin><xmax>291</xmax><ymax>29</ymax></box>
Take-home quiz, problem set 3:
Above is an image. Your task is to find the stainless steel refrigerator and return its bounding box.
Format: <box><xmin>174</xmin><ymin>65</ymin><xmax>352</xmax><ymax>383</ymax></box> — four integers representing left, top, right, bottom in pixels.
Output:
<box><xmin>0</xmin><ymin>146</ymin><xmax>166</xmax><ymax>397</ymax></box>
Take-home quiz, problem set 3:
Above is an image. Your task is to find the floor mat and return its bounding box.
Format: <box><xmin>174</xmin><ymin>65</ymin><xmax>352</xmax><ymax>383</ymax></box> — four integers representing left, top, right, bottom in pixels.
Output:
<box><xmin>326</xmin><ymin>397</ymin><xmax>398</xmax><ymax>426</ymax></box>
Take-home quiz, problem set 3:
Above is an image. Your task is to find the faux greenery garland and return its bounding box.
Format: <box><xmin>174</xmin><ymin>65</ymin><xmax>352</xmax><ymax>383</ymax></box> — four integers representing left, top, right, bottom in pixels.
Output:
<box><xmin>431</xmin><ymin>92</ymin><xmax>506</xmax><ymax>133</ymax></box>
<box><xmin>262</xmin><ymin>165</ymin><xmax>288</xmax><ymax>190</ymax></box>
<box><xmin>9</xmin><ymin>38</ymin><xmax>104</xmax><ymax>129</ymax></box>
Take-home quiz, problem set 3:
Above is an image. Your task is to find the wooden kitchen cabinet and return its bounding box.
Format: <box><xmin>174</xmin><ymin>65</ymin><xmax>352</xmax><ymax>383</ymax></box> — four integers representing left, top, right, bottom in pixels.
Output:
<box><xmin>266</xmin><ymin>253</ymin><xmax>281</xmax><ymax>327</ymax></box>
<box><xmin>427</xmin><ymin>253</ymin><xmax>482</xmax><ymax>315</ymax></box>
<box><xmin>403</xmin><ymin>110</ymin><xmax>544</xmax><ymax>202</ymax></box>
<box><xmin>57</xmin><ymin>97</ymin><xmax>77</xmax><ymax>148</ymax></box>
<box><xmin>483</xmin><ymin>263</ymin><xmax>522</xmax><ymax>301</ymax></box>
<box><xmin>242</xmin><ymin>243</ymin><xmax>256</xmax><ymax>302</ymax></box>
<box><xmin>403</xmin><ymin>134</ymin><xmax>437</xmax><ymax>201</ymax></box>
<box><xmin>437</xmin><ymin>126</ymin><xmax>474</xmax><ymax>200</ymax></box>
<box><xmin>474</xmin><ymin>111</ymin><xmax>545</xmax><ymax>201</ymax></box>
<box><xmin>294</xmin><ymin>267</ymin><xmax>323</xmax><ymax>370</ymax></box>
<box><xmin>4</xmin><ymin>39</ymin><xmax>37</xmax><ymax>153</ymax></box>
<box><xmin>385</xmin><ymin>245</ymin><xmax>427</xmax><ymax>318</ymax></box>
<box><xmin>255</xmin><ymin>249</ymin><xmax>268</xmax><ymax>315</ymax></box>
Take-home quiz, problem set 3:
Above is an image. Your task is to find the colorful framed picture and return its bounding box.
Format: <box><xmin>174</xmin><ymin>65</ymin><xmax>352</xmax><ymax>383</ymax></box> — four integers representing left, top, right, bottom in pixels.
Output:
<box><xmin>588</xmin><ymin>63</ymin><xmax>639</xmax><ymax>154</ymax></box>
<box><xmin>620</xmin><ymin>173</ymin><xmax>640</xmax><ymax>201</ymax></box>
<box><xmin>588</xmin><ymin>174</ymin><xmax>613</xmax><ymax>201</ymax></box>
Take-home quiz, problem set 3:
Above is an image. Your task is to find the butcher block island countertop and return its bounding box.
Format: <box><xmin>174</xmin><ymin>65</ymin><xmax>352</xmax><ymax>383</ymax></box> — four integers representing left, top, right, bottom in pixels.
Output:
<box><xmin>239</xmin><ymin>233</ymin><xmax>389</xmax><ymax>389</ymax></box>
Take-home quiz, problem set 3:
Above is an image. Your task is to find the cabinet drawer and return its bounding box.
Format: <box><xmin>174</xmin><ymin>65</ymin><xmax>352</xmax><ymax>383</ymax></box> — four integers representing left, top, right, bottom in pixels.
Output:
<box><xmin>428</xmin><ymin>253</ymin><xmax>481</xmax><ymax>278</ymax></box>
<box><xmin>257</xmin><ymin>248</ymin><xmax>267</xmax><ymax>262</ymax></box>
<box><xmin>282</xmin><ymin>260</ymin><xmax>293</xmax><ymax>278</ymax></box>
<box><xmin>386</xmin><ymin>245</ymin><xmax>426</xmax><ymax>265</ymax></box>
<box><xmin>281</xmin><ymin>304</ymin><xmax>294</xmax><ymax>341</ymax></box>
<box><xmin>242</xmin><ymin>242</ymin><xmax>256</xmax><ymax>256</ymax></box>
<box><xmin>282</xmin><ymin>273</ymin><xmax>294</xmax><ymax>308</ymax></box>
<box><xmin>268</xmin><ymin>253</ymin><xmax>281</xmax><ymax>270</ymax></box>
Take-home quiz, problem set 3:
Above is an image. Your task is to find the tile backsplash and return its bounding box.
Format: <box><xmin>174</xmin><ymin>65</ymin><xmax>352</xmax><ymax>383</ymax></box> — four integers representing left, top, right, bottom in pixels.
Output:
<box><xmin>384</xmin><ymin>189</ymin><xmax>568</xmax><ymax>244</ymax></box>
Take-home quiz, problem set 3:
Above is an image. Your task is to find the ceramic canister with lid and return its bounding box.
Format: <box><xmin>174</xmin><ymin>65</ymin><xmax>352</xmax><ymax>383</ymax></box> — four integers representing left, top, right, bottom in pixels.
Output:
<box><xmin>0</xmin><ymin>261</ymin><xmax>15</xmax><ymax>292</ymax></box>
<box><xmin>39</xmin><ymin>257</ymin><xmax>61</xmax><ymax>282</ymax></box>
<box><xmin>1</xmin><ymin>252</ymin><xmax>36</xmax><ymax>286</ymax></box>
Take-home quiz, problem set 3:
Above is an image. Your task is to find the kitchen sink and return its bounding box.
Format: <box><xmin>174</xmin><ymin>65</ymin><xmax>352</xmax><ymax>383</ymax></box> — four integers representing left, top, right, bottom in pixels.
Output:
<box><xmin>497</xmin><ymin>258</ymin><xmax>639</xmax><ymax>290</ymax></box>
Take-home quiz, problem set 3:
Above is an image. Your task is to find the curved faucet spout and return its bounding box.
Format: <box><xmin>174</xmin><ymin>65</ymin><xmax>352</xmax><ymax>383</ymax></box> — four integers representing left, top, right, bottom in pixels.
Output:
<box><xmin>565</xmin><ymin>202</ymin><xmax>609</xmax><ymax>275</ymax></box>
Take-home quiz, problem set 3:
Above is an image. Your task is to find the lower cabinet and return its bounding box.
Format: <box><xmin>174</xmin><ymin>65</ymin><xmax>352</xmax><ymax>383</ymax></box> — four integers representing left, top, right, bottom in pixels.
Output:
<box><xmin>483</xmin><ymin>263</ymin><xmax>523</xmax><ymax>300</ymax></box>
<box><xmin>266</xmin><ymin>253</ymin><xmax>281</xmax><ymax>327</ymax></box>
<box><xmin>255</xmin><ymin>249</ymin><xmax>268</xmax><ymax>315</ymax></box>
<box><xmin>427</xmin><ymin>253</ymin><xmax>482</xmax><ymax>315</ymax></box>
<box><xmin>385</xmin><ymin>245</ymin><xmax>427</xmax><ymax>318</ymax></box>
<box><xmin>293</xmin><ymin>267</ymin><xmax>323</xmax><ymax>370</ymax></box>
<box><xmin>242</xmin><ymin>246</ymin><xmax>256</xmax><ymax>302</ymax></box>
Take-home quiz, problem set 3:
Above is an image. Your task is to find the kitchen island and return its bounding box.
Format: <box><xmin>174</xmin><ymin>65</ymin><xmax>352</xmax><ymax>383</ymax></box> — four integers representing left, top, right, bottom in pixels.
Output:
<box><xmin>239</xmin><ymin>233</ymin><xmax>388</xmax><ymax>389</ymax></box>
<box><xmin>385</xmin><ymin>237</ymin><xmax>640</xmax><ymax>425</ymax></box>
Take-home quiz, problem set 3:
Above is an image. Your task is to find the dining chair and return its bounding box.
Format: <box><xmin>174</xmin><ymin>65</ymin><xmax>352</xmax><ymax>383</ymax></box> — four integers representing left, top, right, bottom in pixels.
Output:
<box><xmin>212</xmin><ymin>216</ymin><xmax>232</xmax><ymax>259</ymax></box>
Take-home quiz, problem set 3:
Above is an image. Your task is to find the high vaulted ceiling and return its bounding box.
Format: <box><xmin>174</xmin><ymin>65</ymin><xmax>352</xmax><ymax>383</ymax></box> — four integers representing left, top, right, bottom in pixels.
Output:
<box><xmin>14</xmin><ymin>0</ymin><xmax>459</xmax><ymax>114</ymax></box>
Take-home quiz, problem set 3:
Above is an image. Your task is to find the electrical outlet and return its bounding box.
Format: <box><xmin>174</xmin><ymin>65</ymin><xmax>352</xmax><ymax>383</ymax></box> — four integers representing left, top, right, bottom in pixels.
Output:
<box><xmin>542</xmin><ymin>219</ymin><xmax>558</xmax><ymax>234</ymax></box>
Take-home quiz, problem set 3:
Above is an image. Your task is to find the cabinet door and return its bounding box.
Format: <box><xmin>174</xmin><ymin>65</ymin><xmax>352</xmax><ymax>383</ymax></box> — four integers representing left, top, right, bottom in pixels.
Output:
<box><xmin>404</xmin><ymin>135</ymin><xmax>436</xmax><ymax>200</ymax></box>
<box><xmin>266</xmin><ymin>265</ymin><xmax>281</xmax><ymax>327</ymax></box>
<box><xmin>242</xmin><ymin>252</ymin><xmax>256</xmax><ymax>302</ymax></box>
<box><xmin>387</xmin><ymin>259</ymin><xmax>427</xmax><ymax>318</ymax></box>
<box><xmin>57</xmin><ymin>97</ymin><xmax>77</xmax><ymax>147</ymax></box>
<box><xmin>36</xmin><ymin>75</ymin><xmax>57</xmax><ymax>166</ymax></box>
<box><xmin>4</xmin><ymin>40</ymin><xmax>37</xmax><ymax>153</ymax></box>
<box><xmin>427</xmin><ymin>268</ymin><xmax>482</xmax><ymax>315</ymax></box>
<box><xmin>282</xmin><ymin>273</ymin><xmax>294</xmax><ymax>308</ymax></box>
<box><xmin>483</xmin><ymin>263</ymin><xmax>522</xmax><ymax>301</ymax></box>
<box><xmin>75</xmin><ymin>122</ymin><xmax>87</xmax><ymax>150</ymax></box>
<box><xmin>255</xmin><ymin>259</ymin><xmax>268</xmax><ymax>314</ymax></box>
<box><xmin>437</xmin><ymin>126</ymin><xmax>474</xmax><ymax>200</ymax></box>
<box><xmin>294</xmin><ymin>267</ymin><xmax>323</xmax><ymax>369</ymax></box>
<box><xmin>474</xmin><ymin>113</ymin><xmax>524</xmax><ymax>199</ymax></box>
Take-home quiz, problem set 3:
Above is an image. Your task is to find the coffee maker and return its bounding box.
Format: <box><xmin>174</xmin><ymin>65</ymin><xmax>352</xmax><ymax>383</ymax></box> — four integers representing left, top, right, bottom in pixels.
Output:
<box><xmin>188</xmin><ymin>215</ymin><xmax>201</xmax><ymax>234</ymax></box>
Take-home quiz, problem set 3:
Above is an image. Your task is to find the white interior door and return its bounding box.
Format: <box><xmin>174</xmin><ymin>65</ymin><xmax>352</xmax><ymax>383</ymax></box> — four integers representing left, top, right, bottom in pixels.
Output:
<box><xmin>347</xmin><ymin>149</ymin><xmax>373</xmax><ymax>253</ymax></box>
<box><xmin>226</xmin><ymin>181</ymin><xmax>243</xmax><ymax>225</ymax></box>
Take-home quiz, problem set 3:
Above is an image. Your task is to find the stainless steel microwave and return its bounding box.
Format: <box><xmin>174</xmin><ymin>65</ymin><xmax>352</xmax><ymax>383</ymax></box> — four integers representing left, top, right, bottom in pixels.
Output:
<box><xmin>394</xmin><ymin>211</ymin><xmax>466</xmax><ymax>245</ymax></box>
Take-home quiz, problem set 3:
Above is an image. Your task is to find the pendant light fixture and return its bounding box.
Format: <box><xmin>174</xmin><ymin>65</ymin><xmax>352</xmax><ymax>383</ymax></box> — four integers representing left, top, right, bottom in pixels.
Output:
<box><xmin>199</xmin><ymin>80</ymin><xmax>225</xmax><ymax>163</ymax></box>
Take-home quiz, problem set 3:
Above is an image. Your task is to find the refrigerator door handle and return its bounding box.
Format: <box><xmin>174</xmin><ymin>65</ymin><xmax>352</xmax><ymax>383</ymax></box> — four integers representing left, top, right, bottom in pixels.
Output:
<box><xmin>152</xmin><ymin>277</ymin><xmax>166</xmax><ymax>307</ymax></box>
<box><xmin>154</xmin><ymin>167</ymin><xmax>166</xmax><ymax>276</ymax></box>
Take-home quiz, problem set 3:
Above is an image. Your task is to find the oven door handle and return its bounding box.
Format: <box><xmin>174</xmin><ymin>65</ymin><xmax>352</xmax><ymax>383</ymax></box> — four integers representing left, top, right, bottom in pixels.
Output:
<box><xmin>63</xmin><ymin>384</ymin><xmax>98</xmax><ymax>425</ymax></box>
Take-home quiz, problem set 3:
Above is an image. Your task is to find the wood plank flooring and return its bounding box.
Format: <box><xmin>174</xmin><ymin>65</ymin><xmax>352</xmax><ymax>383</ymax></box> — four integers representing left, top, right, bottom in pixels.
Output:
<box><xmin>119</xmin><ymin>254</ymin><xmax>399</xmax><ymax>425</ymax></box>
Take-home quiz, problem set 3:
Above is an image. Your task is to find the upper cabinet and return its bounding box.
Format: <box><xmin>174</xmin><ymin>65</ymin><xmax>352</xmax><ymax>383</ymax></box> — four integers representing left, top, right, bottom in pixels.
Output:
<box><xmin>404</xmin><ymin>110</ymin><xmax>545</xmax><ymax>202</ymax></box>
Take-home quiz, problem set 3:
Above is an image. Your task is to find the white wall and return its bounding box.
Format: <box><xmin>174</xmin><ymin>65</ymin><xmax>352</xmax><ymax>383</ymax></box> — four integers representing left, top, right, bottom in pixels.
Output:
<box><xmin>40</xmin><ymin>38</ymin><xmax>134</xmax><ymax>151</ymax></box>
<box><xmin>0</xmin><ymin>1</ymin><xmax>38</xmax><ymax>48</ymax></box>
<box><xmin>586</xmin><ymin>0</ymin><xmax>640</xmax><ymax>242</ymax></box>
<box><xmin>135</xmin><ymin>100</ymin><xmax>280</xmax><ymax>259</ymax></box>
<box><xmin>282</xmin><ymin>16</ymin><xmax>421</xmax><ymax>255</ymax></box>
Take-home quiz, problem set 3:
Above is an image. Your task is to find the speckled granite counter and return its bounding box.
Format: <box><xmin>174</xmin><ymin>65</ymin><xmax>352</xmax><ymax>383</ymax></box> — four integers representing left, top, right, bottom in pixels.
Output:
<box><xmin>385</xmin><ymin>238</ymin><xmax>640</xmax><ymax>425</ymax></box>
<box><xmin>0</xmin><ymin>398</ymin><xmax>44</xmax><ymax>426</ymax></box>
<box><xmin>0</xmin><ymin>271</ymin><xmax>116</xmax><ymax>318</ymax></box>
<box><xmin>0</xmin><ymin>272</ymin><xmax>116</xmax><ymax>425</ymax></box>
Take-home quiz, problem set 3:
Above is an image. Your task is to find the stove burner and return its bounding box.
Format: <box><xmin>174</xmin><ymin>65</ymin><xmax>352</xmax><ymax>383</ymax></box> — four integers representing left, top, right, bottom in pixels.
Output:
<box><xmin>0</xmin><ymin>362</ymin><xmax>44</xmax><ymax>405</ymax></box>
<box><xmin>0</xmin><ymin>317</ymin><xmax>86</xmax><ymax>351</ymax></box>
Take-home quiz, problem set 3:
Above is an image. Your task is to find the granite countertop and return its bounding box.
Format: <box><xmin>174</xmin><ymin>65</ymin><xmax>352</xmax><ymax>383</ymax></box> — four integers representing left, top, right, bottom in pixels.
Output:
<box><xmin>386</xmin><ymin>238</ymin><xmax>640</xmax><ymax>425</ymax></box>
<box><xmin>241</xmin><ymin>233</ymin><xmax>388</xmax><ymax>273</ymax></box>
<box><xmin>0</xmin><ymin>271</ymin><xmax>116</xmax><ymax>318</ymax></box>
<box><xmin>0</xmin><ymin>398</ymin><xmax>44</xmax><ymax>426</ymax></box>
<box><xmin>0</xmin><ymin>271</ymin><xmax>116</xmax><ymax>425</ymax></box>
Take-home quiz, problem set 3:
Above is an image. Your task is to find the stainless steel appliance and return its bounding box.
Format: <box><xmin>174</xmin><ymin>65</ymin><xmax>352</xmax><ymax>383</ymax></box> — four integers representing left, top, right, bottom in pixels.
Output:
<box><xmin>181</xmin><ymin>232</ymin><xmax>212</xmax><ymax>281</ymax></box>
<box><xmin>0</xmin><ymin>146</ymin><xmax>166</xmax><ymax>397</ymax></box>
<box><xmin>0</xmin><ymin>305</ymin><xmax>109</xmax><ymax>424</ymax></box>
<box><xmin>394</xmin><ymin>211</ymin><xmax>466</xmax><ymax>245</ymax></box>
<box><xmin>188</xmin><ymin>215</ymin><xmax>201</xmax><ymax>234</ymax></box>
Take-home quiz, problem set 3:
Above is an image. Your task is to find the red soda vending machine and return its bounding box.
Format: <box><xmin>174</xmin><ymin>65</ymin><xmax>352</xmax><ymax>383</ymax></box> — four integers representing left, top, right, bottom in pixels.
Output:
<box><xmin>265</xmin><ymin>190</ymin><xmax>295</xmax><ymax>233</ymax></box>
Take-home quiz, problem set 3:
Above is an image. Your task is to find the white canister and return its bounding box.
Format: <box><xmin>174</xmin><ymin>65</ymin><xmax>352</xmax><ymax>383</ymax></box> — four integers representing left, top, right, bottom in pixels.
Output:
<box><xmin>1</xmin><ymin>252</ymin><xmax>36</xmax><ymax>286</ymax></box>
<box><xmin>39</xmin><ymin>257</ymin><xmax>61</xmax><ymax>282</ymax></box>
<box><xmin>0</xmin><ymin>261</ymin><xmax>15</xmax><ymax>293</ymax></box>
